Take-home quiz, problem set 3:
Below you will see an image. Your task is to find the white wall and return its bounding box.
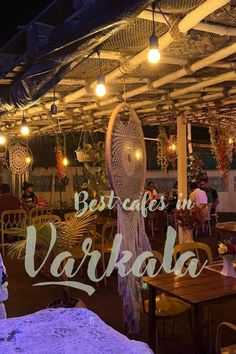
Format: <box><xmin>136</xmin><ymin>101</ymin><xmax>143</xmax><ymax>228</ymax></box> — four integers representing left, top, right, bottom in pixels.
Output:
<box><xmin>1</xmin><ymin>166</ymin><xmax>236</xmax><ymax>212</ymax></box>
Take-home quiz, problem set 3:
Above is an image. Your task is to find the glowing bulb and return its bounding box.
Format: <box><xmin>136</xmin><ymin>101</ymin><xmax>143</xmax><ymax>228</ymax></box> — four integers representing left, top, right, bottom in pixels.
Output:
<box><xmin>228</xmin><ymin>137</ymin><xmax>234</xmax><ymax>145</ymax></box>
<box><xmin>25</xmin><ymin>156</ymin><xmax>31</xmax><ymax>164</ymax></box>
<box><xmin>135</xmin><ymin>150</ymin><xmax>142</xmax><ymax>160</ymax></box>
<box><xmin>21</xmin><ymin>125</ymin><xmax>30</xmax><ymax>136</ymax></box>
<box><xmin>0</xmin><ymin>134</ymin><xmax>6</xmax><ymax>145</ymax></box>
<box><xmin>95</xmin><ymin>75</ymin><xmax>106</xmax><ymax>97</ymax></box>
<box><xmin>148</xmin><ymin>34</ymin><xmax>161</xmax><ymax>64</ymax></box>
<box><xmin>171</xmin><ymin>143</ymin><xmax>176</xmax><ymax>151</ymax></box>
<box><xmin>63</xmin><ymin>157</ymin><xmax>69</xmax><ymax>167</ymax></box>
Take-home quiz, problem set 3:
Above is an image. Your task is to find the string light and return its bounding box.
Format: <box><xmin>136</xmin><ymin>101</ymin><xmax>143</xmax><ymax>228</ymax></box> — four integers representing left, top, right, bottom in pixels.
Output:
<box><xmin>25</xmin><ymin>156</ymin><xmax>31</xmax><ymax>164</ymax></box>
<box><xmin>148</xmin><ymin>2</ymin><xmax>161</xmax><ymax>64</ymax></box>
<box><xmin>0</xmin><ymin>133</ymin><xmax>6</xmax><ymax>145</ymax></box>
<box><xmin>21</xmin><ymin>113</ymin><xmax>30</xmax><ymax>136</ymax></box>
<box><xmin>63</xmin><ymin>157</ymin><xmax>69</xmax><ymax>167</ymax></box>
<box><xmin>95</xmin><ymin>50</ymin><xmax>106</xmax><ymax>97</ymax></box>
<box><xmin>228</xmin><ymin>137</ymin><xmax>234</xmax><ymax>145</ymax></box>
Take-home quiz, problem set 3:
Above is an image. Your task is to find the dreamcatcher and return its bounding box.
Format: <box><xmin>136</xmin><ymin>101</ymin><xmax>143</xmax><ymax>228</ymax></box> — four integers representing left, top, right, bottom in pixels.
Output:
<box><xmin>105</xmin><ymin>103</ymin><xmax>151</xmax><ymax>333</ymax></box>
<box><xmin>5</xmin><ymin>142</ymin><xmax>33</xmax><ymax>195</ymax></box>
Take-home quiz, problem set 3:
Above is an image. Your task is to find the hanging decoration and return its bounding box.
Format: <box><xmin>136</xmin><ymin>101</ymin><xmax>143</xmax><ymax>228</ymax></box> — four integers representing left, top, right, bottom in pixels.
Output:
<box><xmin>157</xmin><ymin>126</ymin><xmax>169</xmax><ymax>172</ymax></box>
<box><xmin>209</xmin><ymin>124</ymin><xmax>235</xmax><ymax>178</ymax></box>
<box><xmin>6</xmin><ymin>143</ymin><xmax>32</xmax><ymax>175</ymax></box>
<box><xmin>4</xmin><ymin>142</ymin><xmax>33</xmax><ymax>196</ymax></box>
<box><xmin>55</xmin><ymin>136</ymin><xmax>65</xmax><ymax>179</ymax></box>
<box><xmin>105</xmin><ymin>103</ymin><xmax>150</xmax><ymax>333</ymax></box>
<box><xmin>157</xmin><ymin>127</ymin><xmax>177</xmax><ymax>172</ymax></box>
<box><xmin>187</xmin><ymin>123</ymin><xmax>206</xmax><ymax>182</ymax></box>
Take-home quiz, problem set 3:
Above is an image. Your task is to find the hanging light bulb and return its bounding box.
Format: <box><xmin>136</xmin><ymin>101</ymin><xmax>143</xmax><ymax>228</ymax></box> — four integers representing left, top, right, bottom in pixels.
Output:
<box><xmin>51</xmin><ymin>87</ymin><xmax>58</xmax><ymax>115</ymax></box>
<box><xmin>63</xmin><ymin>157</ymin><xmax>69</xmax><ymax>167</ymax></box>
<box><xmin>21</xmin><ymin>113</ymin><xmax>30</xmax><ymax>136</ymax></box>
<box><xmin>228</xmin><ymin>137</ymin><xmax>234</xmax><ymax>145</ymax></box>
<box><xmin>95</xmin><ymin>75</ymin><xmax>106</xmax><ymax>97</ymax></box>
<box><xmin>148</xmin><ymin>2</ymin><xmax>161</xmax><ymax>64</ymax></box>
<box><xmin>95</xmin><ymin>49</ymin><xmax>106</xmax><ymax>97</ymax></box>
<box><xmin>0</xmin><ymin>133</ymin><xmax>6</xmax><ymax>145</ymax></box>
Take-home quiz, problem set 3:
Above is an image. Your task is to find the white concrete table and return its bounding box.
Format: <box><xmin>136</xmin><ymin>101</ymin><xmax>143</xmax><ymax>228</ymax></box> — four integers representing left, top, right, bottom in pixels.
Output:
<box><xmin>0</xmin><ymin>308</ymin><xmax>153</xmax><ymax>354</ymax></box>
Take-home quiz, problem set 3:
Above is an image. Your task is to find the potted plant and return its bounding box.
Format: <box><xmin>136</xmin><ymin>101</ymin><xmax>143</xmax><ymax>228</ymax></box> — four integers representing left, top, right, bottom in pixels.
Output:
<box><xmin>75</xmin><ymin>144</ymin><xmax>97</xmax><ymax>162</ymax></box>
<box><xmin>7</xmin><ymin>212</ymin><xmax>95</xmax><ymax>308</ymax></box>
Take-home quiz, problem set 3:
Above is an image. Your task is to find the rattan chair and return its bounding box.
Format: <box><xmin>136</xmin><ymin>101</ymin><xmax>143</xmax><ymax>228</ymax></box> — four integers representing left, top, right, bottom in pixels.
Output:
<box><xmin>142</xmin><ymin>250</ymin><xmax>192</xmax><ymax>338</ymax></box>
<box><xmin>173</xmin><ymin>241</ymin><xmax>213</xmax><ymax>267</ymax></box>
<box><xmin>94</xmin><ymin>220</ymin><xmax>117</xmax><ymax>285</ymax></box>
<box><xmin>29</xmin><ymin>207</ymin><xmax>53</xmax><ymax>223</ymax></box>
<box><xmin>1</xmin><ymin>209</ymin><xmax>27</xmax><ymax>256</ymax></box>
<box><xmin>31</xmin><ymin>214</ymin><xmax>61</xmax><ymax>225</ymax></box>
<box><xmin>216</xmin><ymin>322</ymin><xmax>236</xmax><ymax>354</ymax></box>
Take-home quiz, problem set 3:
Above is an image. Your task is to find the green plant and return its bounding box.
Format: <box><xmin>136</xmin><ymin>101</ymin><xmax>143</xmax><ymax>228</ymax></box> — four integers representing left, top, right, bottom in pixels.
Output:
<box><xmin>81</xmin><ymin>141</ymin><xmax>109</xmax><ymax>198</ymax></box>
<box><xmin>7</xmin><ymin>212</ymin><xmax>95</xmax><ymax>306</ymax></box>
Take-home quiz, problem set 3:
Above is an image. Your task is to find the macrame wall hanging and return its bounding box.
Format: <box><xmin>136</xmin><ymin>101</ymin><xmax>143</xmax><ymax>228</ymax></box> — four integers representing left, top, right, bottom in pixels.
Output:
<box><xmin>105</xmin><ymin>103</ymin><xmax>151</xmax><ymax>333</ymax></box>
<box><xmin>5</xmin><ymin>142</ymin><xmax>33</xmax><ymax>196</ymax></box>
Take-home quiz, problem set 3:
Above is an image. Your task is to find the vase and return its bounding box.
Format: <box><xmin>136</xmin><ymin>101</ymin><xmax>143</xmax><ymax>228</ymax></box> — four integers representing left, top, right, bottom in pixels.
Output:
<box><xmin>221</xmin><ymin>256</ymin><xmax>236</xmax><ymax>277</ymax></box>
<box><xmin>179</xmin><ymin>226</ymin><xmax>193</xmax><ymax>244</ymax></box>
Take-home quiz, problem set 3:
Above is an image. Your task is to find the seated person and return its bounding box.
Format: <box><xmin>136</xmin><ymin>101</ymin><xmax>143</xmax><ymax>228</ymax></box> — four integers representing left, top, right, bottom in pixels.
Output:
<box><xmin>21</xmin><ymin>182</ymin><xmax>38</xmax><ymax>213</ymax></box>
<box><xmin>200</xmin><ymin>177</ymin><xmax>219</xmax><ymax>214</ymax></box>
<box><xmin>0</xmin><ymin>184</ymin><xmax>20</xmax><ymax>217</ymax></box>
<box><xmin>145</xmin><ymin>181</ymin><xmax>159</xmax><ymax>202</ymax></box>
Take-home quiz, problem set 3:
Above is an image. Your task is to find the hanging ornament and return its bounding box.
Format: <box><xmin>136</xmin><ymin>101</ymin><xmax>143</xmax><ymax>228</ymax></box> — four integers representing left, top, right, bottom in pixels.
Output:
<box><xmin>105</xmin><ymin>103</ymin><xmax>150</xmax><ymax>333</ymax></box>
<box><xmin>209</xmin><ymin>124</ymin><xmax>235</xmax><ymax>178</ymax></box>
<box><xmin>5</xmin><ymin>142</ymin><xmax>33</xmax><ymax>175</ymax></box>
<box><xmin>157</xmin><ymin>127</ymin><xmax>169</xmax><ymax>172</ymax></box>
<box><xmin>55</xmin><ymin>136</ymin><xmax>65</xmax><ymax>179</ymax></box>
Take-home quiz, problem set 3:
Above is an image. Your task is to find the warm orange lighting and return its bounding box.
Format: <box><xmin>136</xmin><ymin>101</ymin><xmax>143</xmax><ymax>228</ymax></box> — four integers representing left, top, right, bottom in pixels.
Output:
<box><xmin>228</xmin><ymin>137</ymin><xmax>234</xmax><ymax>145</ymax></box>
<box><xmin>25</xmin><ymin>156</ymin><xmax>31</xmax><ymax>164</ymax></box>
<box><xmin>63</xmin><ymin>157</ymin><xmax>69</xmax><ymax>167</ymax></box>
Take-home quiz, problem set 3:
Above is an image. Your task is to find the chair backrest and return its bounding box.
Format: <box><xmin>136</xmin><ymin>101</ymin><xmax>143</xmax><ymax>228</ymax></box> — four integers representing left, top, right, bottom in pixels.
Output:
<box><xmin>29</xmin><ymin>207</ymin><xmax>53</xmax><ymax>222</ymax></box>
<box><xmin>32</xmin><ymin>214</ymin><xmax>61</xmax><ymax>225</ymax></box>
<box><xmin>216</xmin><ymin>322</ymin><xmax>236</xmax><ymax>354</ymax></box>
<box><xmin>101</xmin><ymin>221</ymin><xmax>117</xmax><ymax>248</ymax></box>
<box><xmin>203</xmin><ymin>203</ymin><xmax>212</xmax><ymax>220</ymax></box>
<box><xmin>1</xmin><ymin>209</ymin><xmax>27</xmax><ymax>230</ymax></box>
<box><xmin>173</xmin><ymin>241</ymin><xmax>213</xmax><ymax>266</ymax></box>
<box><xmin>64</xmin><ymin>212</ymin><xmax>76</xmax><ymax>221</ymax></box>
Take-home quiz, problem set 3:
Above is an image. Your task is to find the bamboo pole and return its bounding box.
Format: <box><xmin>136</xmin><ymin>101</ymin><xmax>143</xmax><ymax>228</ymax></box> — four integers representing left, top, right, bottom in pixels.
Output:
<box><xmin>139</xmin><ymin>4</ymin><xmax>236</xmax><ymax>37</ymax></box>
<box><xmin>177</xmin><ymin>115</ymin><xmax>187</xmax><ymax>243</ymax></box>
<box><xmin>61</xmin><ymin>0</ymin><xmax>229</xmax><ymax>104</ymax></box>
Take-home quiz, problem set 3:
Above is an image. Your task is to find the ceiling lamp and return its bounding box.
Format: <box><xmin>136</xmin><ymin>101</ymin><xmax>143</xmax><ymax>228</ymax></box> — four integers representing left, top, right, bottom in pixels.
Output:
<box><xmin>148</xmin><ymin>2</ymin><xmax>161</xmax><ymax>64</ymax></box>
<box><xmin>21</xmin><ymin>113</ymin><xmax>30</xmax><ymax>136</ymax></box>
<box><xmin>95</xmin><ymin>50</ymin><xmax>106</xmax><ymax>97</ymax></box>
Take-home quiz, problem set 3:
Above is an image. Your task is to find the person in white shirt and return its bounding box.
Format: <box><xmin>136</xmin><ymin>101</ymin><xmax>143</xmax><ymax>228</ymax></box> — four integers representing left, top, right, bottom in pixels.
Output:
<box><xmin>189</xmin><ymin>181</ymin><xmax>207</xmax><ymax>207</ymax></box>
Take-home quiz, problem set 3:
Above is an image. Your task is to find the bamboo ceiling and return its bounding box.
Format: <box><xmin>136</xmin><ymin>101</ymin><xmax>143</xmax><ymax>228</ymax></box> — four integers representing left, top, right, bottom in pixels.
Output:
<box><xmin>1</xmin><ymin>0</ymin><xmax>236</xmax><ymax>136</ymax></box>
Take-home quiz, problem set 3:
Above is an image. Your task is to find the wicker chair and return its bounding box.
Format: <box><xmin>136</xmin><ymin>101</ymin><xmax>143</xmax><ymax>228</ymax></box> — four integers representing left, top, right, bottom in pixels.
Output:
<box><xmin>216</xmin><ymin>322</ymin><xmax>236</xmax><ymax>354</ymax></box>
<box><xmin>31</xmin><ymin>214</ymin><xmax>61</xmax><ymax>225</ymax></box>
<box><xmin>1</xmin><ymin>209</ymin><xmax>27</xmax><ymax>256</ymax></box>
<box><xmin>29</xmin><ymin>207</ymin><xmax>53</xmax><ymax>223</ymax></box>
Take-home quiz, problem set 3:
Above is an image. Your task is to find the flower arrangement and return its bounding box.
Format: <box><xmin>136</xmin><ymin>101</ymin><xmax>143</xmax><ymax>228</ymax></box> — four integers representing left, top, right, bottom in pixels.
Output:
<box><xmin>174</xmin><ymin>206</ymin><xmax>204</xmax><ymax>230</ymax></box>
<box><xmin>218</xmin><ymin>239</ymin><xmax>236</xmax><ymax>260</ymax></box>
<box><xmin>209</xmin><ymin>125</ymin><xmax>234</xmax><ymax>178</ymax></box>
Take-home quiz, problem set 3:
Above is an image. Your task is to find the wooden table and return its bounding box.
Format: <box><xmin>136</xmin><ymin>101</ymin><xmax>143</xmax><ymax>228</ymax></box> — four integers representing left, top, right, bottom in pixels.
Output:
<box><xmin>216</xmin><ymin>222</ymin><xmax>236</xmax><ymax>243</ymax></box>
<box><xmin>144</xmin><ymin>269</ymin><xmax>236</xmax><ymax>354</ymax></box>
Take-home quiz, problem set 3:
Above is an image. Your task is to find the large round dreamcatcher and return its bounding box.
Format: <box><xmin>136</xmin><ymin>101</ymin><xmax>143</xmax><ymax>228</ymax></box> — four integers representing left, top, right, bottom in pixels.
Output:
<box><xmin>105</xmin><ymin>103</ymin><xmax>151</xmax><ymax>333</ymax></box>
<box><xmin>5</xmin><ymin>142</ymin><xmax>33</xmax><ymax>175</ymax></box>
